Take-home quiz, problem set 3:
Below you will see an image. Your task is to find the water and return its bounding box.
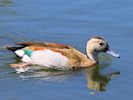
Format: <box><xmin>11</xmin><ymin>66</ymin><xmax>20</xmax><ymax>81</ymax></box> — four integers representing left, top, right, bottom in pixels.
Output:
<box><xmin>0</xmin><ymin>0</ymin><xmax>133</xmax><ymax>100</ymax></box>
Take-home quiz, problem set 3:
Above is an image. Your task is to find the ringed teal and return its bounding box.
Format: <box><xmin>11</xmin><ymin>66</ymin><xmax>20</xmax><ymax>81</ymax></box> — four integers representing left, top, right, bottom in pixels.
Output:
<box><xmin>6</xmin><ymin>36</ymin><xmax>120</xmax><ymax>73</ymax></box>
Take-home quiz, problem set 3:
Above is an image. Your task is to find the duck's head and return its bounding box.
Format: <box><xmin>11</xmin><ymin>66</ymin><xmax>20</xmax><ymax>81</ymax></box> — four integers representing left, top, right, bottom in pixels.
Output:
<box><xmin>86</xmin><ymin>36</ymin><xmax>120</xmax><ymax>61</ymax></box>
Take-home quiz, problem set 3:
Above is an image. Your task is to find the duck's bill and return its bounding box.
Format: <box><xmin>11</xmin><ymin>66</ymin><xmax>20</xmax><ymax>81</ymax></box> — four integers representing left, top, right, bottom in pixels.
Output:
<box><xmin>106</xmin><ymin>50</ymin><xmax>120</xmax><ymax>58</ymax></box>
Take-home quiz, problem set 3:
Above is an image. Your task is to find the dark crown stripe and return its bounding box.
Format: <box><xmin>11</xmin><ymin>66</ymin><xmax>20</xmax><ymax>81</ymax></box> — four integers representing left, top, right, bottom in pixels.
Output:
<box><xmin>93</xmin><ymin>36</ymin><xmax>104</xmax><ymax>40</ymax></box>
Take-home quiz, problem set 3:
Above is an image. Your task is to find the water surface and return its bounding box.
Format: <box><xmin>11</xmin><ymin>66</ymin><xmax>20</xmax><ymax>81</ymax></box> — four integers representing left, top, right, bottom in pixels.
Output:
<box><xmin>0</xmin><ymin>0</ymin><xmax>133</xmax><ymax>100</ymax></box>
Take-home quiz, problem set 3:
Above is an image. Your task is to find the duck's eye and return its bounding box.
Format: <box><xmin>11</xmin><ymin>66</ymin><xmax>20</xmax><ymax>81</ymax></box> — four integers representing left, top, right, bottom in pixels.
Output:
<box><xmin>99</xmin><ymin>42</ymin><xmax>104</xmax><ymax>46</ymax></box>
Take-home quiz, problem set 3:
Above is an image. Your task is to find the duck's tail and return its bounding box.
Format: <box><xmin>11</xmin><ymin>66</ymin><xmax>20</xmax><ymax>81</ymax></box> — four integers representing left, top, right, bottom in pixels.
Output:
<box><xmin>5</xmin><ymin>45</ymin><xmax>24</xmax><ymax>52</ymax></box>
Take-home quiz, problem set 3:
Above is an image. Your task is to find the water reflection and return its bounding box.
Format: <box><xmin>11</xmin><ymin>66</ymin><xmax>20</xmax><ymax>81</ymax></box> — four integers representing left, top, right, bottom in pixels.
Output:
<box><xmin>0</xmin><ymin>0</ymin><xmax>13</xmax><ymax>7</ymax></box>
<box><xmin>86</xmin><ymin>65</ymin><xmax>120</xmax><ymax>92</ymax></box>
<box><xmin>16</xmin><ymin>68</ymin><xmax>77</xmax><ymax>82</ymax></box>
<box><xmin>0</xmin><ymin>0</ymin><xmax>16</xmax><ymax>20</ymax></box>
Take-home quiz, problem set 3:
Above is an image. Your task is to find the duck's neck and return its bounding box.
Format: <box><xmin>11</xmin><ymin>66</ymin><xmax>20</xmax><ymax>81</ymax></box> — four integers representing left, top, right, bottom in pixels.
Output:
<box><xmin>86</xmin><ymin>51</ymin><xmax>98</xmax><ymax>62</ymax></box>
<box><xmin>86</xmin><ymin>44</ymin><xmax>99</xmax><ymax>62</ymax></box>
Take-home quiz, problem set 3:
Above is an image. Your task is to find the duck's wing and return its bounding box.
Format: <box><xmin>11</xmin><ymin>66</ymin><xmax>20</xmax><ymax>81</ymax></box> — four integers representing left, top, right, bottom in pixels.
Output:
<box><xmin>6</xmin><ymin>42</ymin><xmax>72</xmax><ymax>62</ymax></box>
<box><xmin>16</xmin><ymin>42</ymin><xmax>70</xmax><ymax>49</ymax></box>
<box><xmin>6</xmin><ymin>42</ymin><xmax>72</xmax><ymax>56</ymax></box>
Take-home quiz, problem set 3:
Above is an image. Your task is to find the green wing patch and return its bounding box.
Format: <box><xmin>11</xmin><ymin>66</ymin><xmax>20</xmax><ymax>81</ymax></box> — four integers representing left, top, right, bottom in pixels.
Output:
<box><xmin>24</xmin><ymin>49</ymin><xmax>33</xmax><ymax>57</ymax></box>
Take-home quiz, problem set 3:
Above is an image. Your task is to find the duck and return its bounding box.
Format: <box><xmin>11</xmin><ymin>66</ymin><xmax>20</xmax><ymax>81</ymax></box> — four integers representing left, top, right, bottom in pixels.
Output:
<box><xmin>6</xmin><ymin>36</ymin><xmax>120</xmax><ymax>73</ymax></box>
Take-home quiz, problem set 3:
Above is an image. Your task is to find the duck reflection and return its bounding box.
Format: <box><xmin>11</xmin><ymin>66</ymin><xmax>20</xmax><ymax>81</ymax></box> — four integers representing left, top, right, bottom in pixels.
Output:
<box><xmin>17</xmin><ymin>67</ymin><xmax>77</xmax><ymax>82</ymax></box>
<box><xmin>86</xmin><ymin>65</ymin><xmax>120</xmax><ymax>92</ymax></box>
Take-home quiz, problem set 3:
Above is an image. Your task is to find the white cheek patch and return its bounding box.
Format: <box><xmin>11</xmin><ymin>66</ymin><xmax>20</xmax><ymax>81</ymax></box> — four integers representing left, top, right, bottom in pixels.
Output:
<box><xmin>15</xmin><ymin>50</ymin><xmax>25</xmax><ymax>57</ymax></box>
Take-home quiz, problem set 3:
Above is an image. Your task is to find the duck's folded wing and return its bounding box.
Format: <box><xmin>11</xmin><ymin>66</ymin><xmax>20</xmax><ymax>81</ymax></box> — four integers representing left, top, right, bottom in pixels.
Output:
<box><xmin>16</xmin><ymin>42</ymin><xmax>70</xmax><ymax>49</ymax></box>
